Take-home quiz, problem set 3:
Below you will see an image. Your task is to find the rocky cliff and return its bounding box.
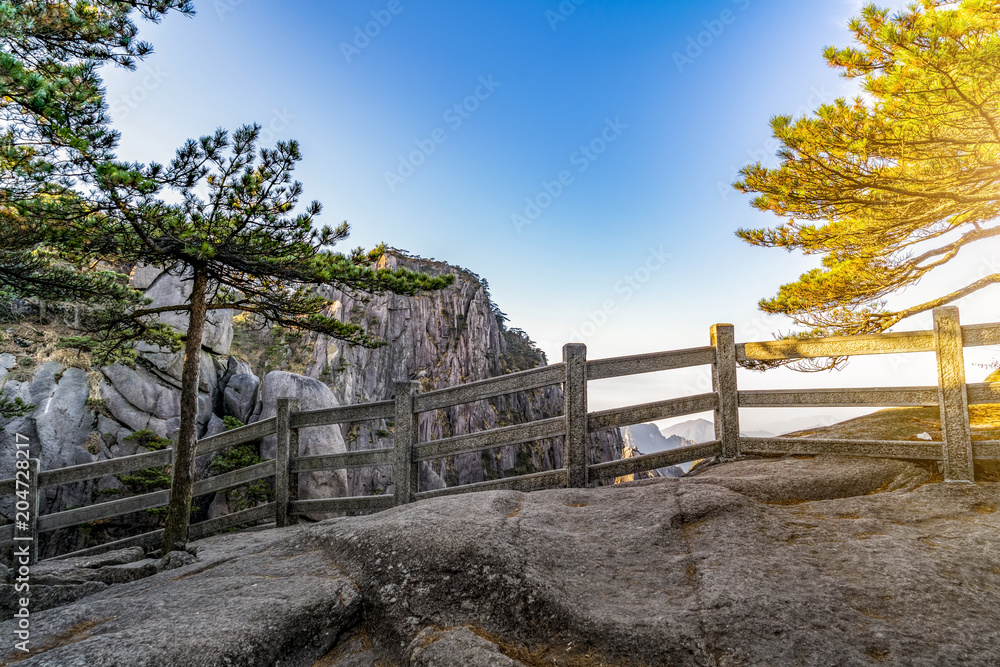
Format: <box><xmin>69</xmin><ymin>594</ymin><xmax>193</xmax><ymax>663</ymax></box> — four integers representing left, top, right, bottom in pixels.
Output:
<box><xmin>230</xmin><ymin>251</ymin><xmax>623</xmax><ymax>495</ymax></box>
<box><xmin>0</xmin><ymin>252</ymin><xmax>623</xmax><ymax>556</ymax></box>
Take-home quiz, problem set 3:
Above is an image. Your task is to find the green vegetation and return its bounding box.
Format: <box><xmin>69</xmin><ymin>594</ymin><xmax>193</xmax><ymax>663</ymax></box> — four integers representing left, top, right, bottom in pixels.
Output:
<box><xmin>0</xmin><ymin>1</ymin><xmax>189</xmax><ymax>352</ymax></box>
<box><xmin>0</xmin><ymin>394</ymin><xmax>34</xmax><ymax>419</ymax></box>
<box><xmin>115</xmin><ymin>430</ymin><xmax>172</xmax><ymax>515</ymax></box>
<box><xmin>1</xmin><ymin>0</ymin><xmax>454</xmax><ymax>552</ymax></box>
<box><xmin>736</xmin><ymin>1</ymin><xmax>1000</xmax><ymax>350</ymax></box>
<box><xmin>222</xmin><ymin>415</ymin><xmax>245</xmax><ymax>431</ymax></box>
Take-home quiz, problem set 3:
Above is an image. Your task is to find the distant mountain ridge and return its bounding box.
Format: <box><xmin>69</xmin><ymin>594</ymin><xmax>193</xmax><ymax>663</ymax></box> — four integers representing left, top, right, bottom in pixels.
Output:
<box><xmin>660</xmin><ymin>418</ymin><xmax>716</xmax><ymax>443</ymax></box>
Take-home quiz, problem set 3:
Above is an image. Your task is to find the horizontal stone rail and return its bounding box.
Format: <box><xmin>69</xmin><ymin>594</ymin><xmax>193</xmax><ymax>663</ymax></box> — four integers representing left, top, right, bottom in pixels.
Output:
<box><xmin>290</xmin><ymin>401</ymin><xmax>394</xmax><ymax>429</ymax></box>
<box><xmin>6</xmin><ymin>306</ymin><xmax>1000</xmax><ymax>563</ymax></box>
<box><xmin>587</xmin><ymin>393</ymin><xmax>719</xmax><ymax>432</ymax></box>
<box><xmin>589</xmin><ymin>441</ymin><xmax>722</xmax><ymax>479</ymax></box>
<box><xmin>195</xmin><ymin>418</ymin><xmax>277</xmax><ymax>455</ymax></box>
<box><xmin>974</xmin><ymin>441</ymin><xmax>1000</xmax><ymax>459</ymax></box>
<box><xmin>413</xmin><ymin>363</ymin><xmax>566</xmax><ymax>413</ymax></box>
<box><xmin>39</xmin><ymin>449</ymin><xmax>174</xmax><ymax>488</ymax></box>
<box><xmin>290</xmin><ymin>449</ymin><xmax>394</xmax><ymax>473</ymax></box>
<box><xmin>39</xmin><ymin>489</ymin><xmax>171</xmax><ymax>533</ymax></box>
<box><xmin>739</xmin><ymin>387</ymin><xmax>941</xmax><ymax>408</ymax></box>
<box><xmin>587</xmin><ymin>346</ymin><xmax>716</xmax><ymax>380</ymax></box>
<box><xmin>961</xmin><ymin>323</ymin><xmax>1000</xmax><ymax>347</ymax></box>
<box><xmin>191</xmin><ymin>460</ymin><xmax>276</xmax><ymax>497</ymax></box>
<box><xmin>736</xmin><ymin>322</ymin><xmax>1000</xmax><ymax>363</ymax></box>
<box><xmin>740</xmin><ymin>437</ymin><xmax>943</xmax><ymax>460</ymax></box>
<box><xmin>413</xmin><ymin>469</ymin><xmax>569</xmax><ymax>501</ymax></box>
<box><xmin>412</xmin><ymin>417</ymin><xmax>566</xmax><ymax>462</ymax></box>
<box><xmin>738</xmin><ymin>330</ymin><xmax>936</xmax><ymax>362</ymax></box>
<box><xmin>968</xmin><ymin>382</ymin><xmax>1000</xmax><ymax>405</ymax></box>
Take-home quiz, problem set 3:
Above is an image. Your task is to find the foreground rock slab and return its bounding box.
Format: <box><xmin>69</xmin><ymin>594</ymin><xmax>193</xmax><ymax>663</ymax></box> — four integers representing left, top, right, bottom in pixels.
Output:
<box><xmin>4</xmin><ymin>455</ymin><xmax>1000</xmax><ymax>666</ymax></box>
<box><xmin>1</xmin><ymin>528</ymin><xmax>360</xmax><ymax>667</ymax></box>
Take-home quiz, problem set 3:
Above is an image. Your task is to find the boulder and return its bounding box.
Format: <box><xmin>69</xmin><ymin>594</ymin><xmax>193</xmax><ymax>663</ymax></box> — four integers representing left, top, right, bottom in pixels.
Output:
<box><xmin>127</xmin><ymin>264</ymin><xmax>162</xmax><ymax>291</ymax></box>
<box><xmin>218</xmin><ymin>357</ymin><xmax>260</xmax><ymax>424</ymax></box>
<box><xmin>258</xmin><ymin>371</ymin><xmax>349</xmax><ymax>517</ymax></box>
<box><xmin>136</xmin><ymin>347</ymin><xmax>224</xmax><ymax>396</ymax></box>
<box><xmin>100</xmin><ymin>364</ymin><xmax>214</xmax><ymax>439</ymax></box>
<box><xmin>222</xmin><ymin>373</ymin><xmax>260</xmax><ymax>424</ymax></box>
<box><xmin>131</xmin><ymin>265</ymin><xmax>233</xmax><ymax>356</ymax></box>
<box><xmin>31</xmin><ymin>364</ymin><xmax>96</xmax><ymax>472</ymax></box>
<box><xmin>0</xmin><ymin>363</ymin><xmax>97</xmax><ymax>528</ymax></box>
<box><xmin>684</xmin><ymin>454</ymin><xmax>933</xmax><ymax>503</ymax></box>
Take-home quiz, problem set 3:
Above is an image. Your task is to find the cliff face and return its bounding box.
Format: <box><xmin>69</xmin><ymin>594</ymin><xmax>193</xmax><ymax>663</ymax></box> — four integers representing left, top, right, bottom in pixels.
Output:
<box><xmin>1</xmin><ymin>251</ymin><xmax>623</xmax><ymax>555</ymax></box>
<box><xmin>295</xmin><ymin>252</ymin><xmax>623</xmax><ymax>494</ymax></box>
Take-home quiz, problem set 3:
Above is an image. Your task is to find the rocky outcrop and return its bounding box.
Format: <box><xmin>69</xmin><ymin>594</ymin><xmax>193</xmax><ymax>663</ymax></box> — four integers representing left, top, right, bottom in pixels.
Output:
<box><xmin>408</xmin><ymin>627</ymin><xmax>527</xmax><ymax>667</ymax></box>
<box><xmin>130</xmin><ymin>264</ymin><xmax>233</xmax><ymax>356</ymax></box>
<box><xmin>0</xmin><ymin>546</ymin><xmax>196</xmax><ymax>613</ymax></box>
<box><xmin>257</xmin><ymin>371</ymin><xmax>349</xmax><ymax>517</ymax></box>
<box><xmin>297</xmin><ymin>252</ymin><xmax>623</xmax><ymax>494</ymax></box>
<box><xmin>8</xmin><ymin>454</ymin><xmax>1000</xmax><ymax>666</ymax></box>
<box><xmin>1</xmin><ymin>252</ymin><xmax>623</xmax><ymax>557</ymax></box>
<box><xmin>100</xmin><ymin>363</ymin><xmax>216</xmax><ymax>440</ymax></box>
<box><xmin>0</xmin><ymin>528</ymin><xmax>360</xmax><ymax>667</ymax></box>
<box><xmin>614</xmin><ymin>443</ymin><xmax>685</xmax><ymax>483</ymax></box>
<box><xmin>621</xmin><ymin>424</ymin><xmax>686</xmax><ymax>479</ymax></box>
<box><xmin>0</xmin><ymin>363</ymin><xmax>98</xmax><ymax>549</ymax></box>
<box><xmin>660</xmin><ymin>417</ymin><xmax>716</xmax><ymax>443</ymax></box>
<box><xmin>217</xmin><ymin>357</ymin><xmax>259</xmax><ymax>424</ymax></box>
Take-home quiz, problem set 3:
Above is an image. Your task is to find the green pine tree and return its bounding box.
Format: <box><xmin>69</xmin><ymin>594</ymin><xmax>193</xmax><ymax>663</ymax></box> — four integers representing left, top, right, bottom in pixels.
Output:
<box><xmin>0</xmin><ymin>1</ymin><xmax>193</xmax><ymax>323</ymax></box>
<box><xmin>2</xmin><ymin>3</ymin><xmax>453</xmax><ymax>551</ymax></box>
<box><xmin>735</xmin><ymin>1</ymin><xmax>1000</xmax><ymax>361</ymax></box>
<box><xmin>73</xmin><ymin>124</ymin><xmax>453</xmax><ymax>551</ymax></box>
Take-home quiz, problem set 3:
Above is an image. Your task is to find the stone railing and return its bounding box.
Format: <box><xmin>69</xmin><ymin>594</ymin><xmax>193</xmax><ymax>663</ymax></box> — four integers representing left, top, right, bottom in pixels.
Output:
<box><xmin>3</xmin><ymin>305</ymin><xmax>999</xmax><ymax>563</ymax></box>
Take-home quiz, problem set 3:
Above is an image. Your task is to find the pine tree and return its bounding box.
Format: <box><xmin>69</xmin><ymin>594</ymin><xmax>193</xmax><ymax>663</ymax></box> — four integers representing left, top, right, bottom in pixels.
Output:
<box><xmin>0</xmin><ymin>1</ymin><xmax>193</xmax><ymax>315</ymax></box>
<box><xmin>1</xmin><ymin>3</ymin><xmax>452</xmax><ymax>551</ymax></box>
<box><xmin>70</xmin><ymin>124</ymin><xmax>453</xmax><ymax>550</ymax></box>
<box><xmin>735</xmin><ymin>1</ymin><xmax>1000</xmax><ymax>344</ymax></box>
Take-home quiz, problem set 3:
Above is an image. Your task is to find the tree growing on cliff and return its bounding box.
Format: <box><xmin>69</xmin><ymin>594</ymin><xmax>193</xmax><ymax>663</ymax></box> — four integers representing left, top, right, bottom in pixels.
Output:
<box><xmin>0</xmin><ymin>1</ymin><xmax>193</xmax><ymax>312</ymax></box>
<box><xmin>70</xmin><ymin>124</ymin><xmax>453</xmax><ymax>550</ymax></box>
<box><xmin>735</xmin><ymin>1</ymin><xmax>1000</xmax><ymax>347</ymax></box>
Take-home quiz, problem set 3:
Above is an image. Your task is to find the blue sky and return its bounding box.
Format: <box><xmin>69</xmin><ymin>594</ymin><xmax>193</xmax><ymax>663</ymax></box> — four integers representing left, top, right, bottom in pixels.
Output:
<box><xmin>101</xmin><ymin>0</ymin><xmax>999</xmax><ymax>431</ymax></box>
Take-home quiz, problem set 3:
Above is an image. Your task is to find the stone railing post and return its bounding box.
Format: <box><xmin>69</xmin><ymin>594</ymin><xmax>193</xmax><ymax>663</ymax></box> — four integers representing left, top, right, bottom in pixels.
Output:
<box><xmin>563</xmin><ymin>343</ymin><xmax>588</xmax><ymax>488</ymax></box>
<box><xmin>711</xmin><ymin>324</ymin><xmax>740</xmax><ymax>458</ymax></box>
<box><xmin>933</xmin><ymin>307</ymin><xmax>974</xmax><ymax>482</ymax></box>
<box><xmin>393</xmin><ymin>381</ymin><xmax>419</xmax><ymax>505</ymax></box>
<box><xmin>275</xmin><ymin>397</ymin><xmax>300</xmax><ymax>527</ymax></box>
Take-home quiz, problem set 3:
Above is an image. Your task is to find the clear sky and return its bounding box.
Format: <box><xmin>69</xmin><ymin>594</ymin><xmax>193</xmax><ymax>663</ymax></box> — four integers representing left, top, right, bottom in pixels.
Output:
<box><xmin>100</xmin><ymin>0</ymin><xmax>999</xmax><ymax>432</ymax></box>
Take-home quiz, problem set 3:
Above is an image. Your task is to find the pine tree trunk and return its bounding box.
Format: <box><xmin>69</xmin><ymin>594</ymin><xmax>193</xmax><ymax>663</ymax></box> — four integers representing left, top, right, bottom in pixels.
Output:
<box><xmin>161</xmin><ymin>268</ymin><xmax>209</xmax><ymax>553</ymax></box>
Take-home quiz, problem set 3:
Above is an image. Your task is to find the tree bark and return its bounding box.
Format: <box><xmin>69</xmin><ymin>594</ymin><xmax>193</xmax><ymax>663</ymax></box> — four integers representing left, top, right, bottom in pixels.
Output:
<box><xmin>161</xmin><ymin>267</ymin><xmax>209</xmax><ymax>552</ymax></box>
